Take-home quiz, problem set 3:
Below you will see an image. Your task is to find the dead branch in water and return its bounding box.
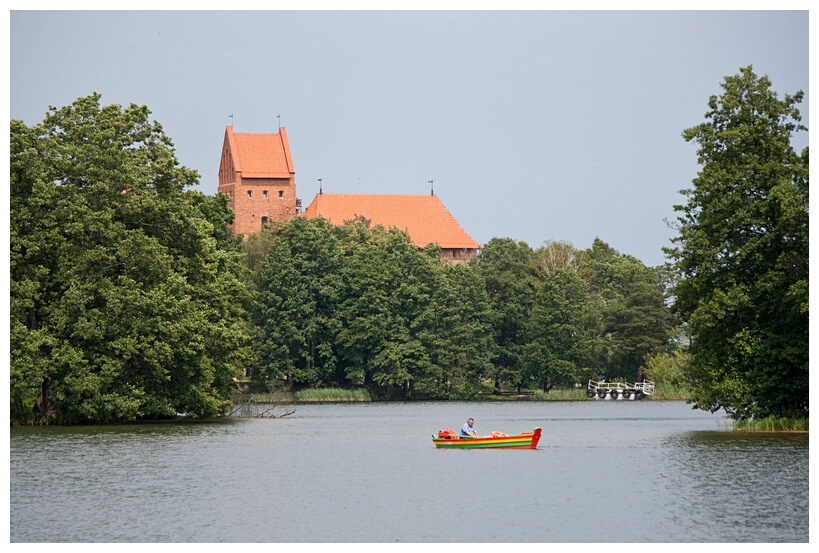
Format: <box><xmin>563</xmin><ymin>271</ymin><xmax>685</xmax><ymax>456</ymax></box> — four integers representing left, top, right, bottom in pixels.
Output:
<box><xmin>255</xmin><ymin>405</ymin><xmax>296</xmax><ymax>418</ymax></box>
<box><xmin>228</xmin><ymin>399</ymin><xmax>296</xmax><ymax>419</ymax></box>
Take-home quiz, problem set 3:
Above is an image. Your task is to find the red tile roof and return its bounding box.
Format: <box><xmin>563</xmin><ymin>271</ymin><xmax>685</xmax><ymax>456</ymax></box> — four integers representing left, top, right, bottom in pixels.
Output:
<box><xmin>225</xmin><ymin>126</ymin><xmax>293</xmax><ymax>178</ymax></box>
<box><xmin>303</xmin><ymin>193</ymin><xmax>481</xmax><ymax>250</ymax></box>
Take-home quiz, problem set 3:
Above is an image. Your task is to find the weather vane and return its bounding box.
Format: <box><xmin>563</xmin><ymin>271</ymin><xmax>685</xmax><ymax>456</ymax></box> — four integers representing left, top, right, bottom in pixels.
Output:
<box><xmin>429</xmin><ymin>180</ymin><xmax>434</xmax><ymax>195</ymax></box>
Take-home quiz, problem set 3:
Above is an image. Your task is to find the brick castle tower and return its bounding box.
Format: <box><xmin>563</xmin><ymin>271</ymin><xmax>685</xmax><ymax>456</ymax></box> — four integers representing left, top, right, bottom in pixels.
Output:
<box><xmin>217</xmin><ymin>126</ymin><xmax>299</xmax><ymax>236</ymax></box>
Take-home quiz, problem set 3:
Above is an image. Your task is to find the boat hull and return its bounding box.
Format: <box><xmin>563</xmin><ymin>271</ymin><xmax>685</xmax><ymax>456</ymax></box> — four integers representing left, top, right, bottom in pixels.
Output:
<box><xmin>432</xmin><ymin>428</ymin><xmax>542</xmax><ymax>449</ymax></box>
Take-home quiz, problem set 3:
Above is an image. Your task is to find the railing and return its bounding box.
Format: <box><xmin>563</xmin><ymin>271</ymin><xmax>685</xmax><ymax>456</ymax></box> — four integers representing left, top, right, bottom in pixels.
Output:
<box><xmin>587</xmin><ymin>379</ymin><xmax>655</xmax><ymax>397</ymax></box>
<box><xmin>632</xmin><ymin>380</ymin><xmax>655</xmax><ymax>395</ymax></box>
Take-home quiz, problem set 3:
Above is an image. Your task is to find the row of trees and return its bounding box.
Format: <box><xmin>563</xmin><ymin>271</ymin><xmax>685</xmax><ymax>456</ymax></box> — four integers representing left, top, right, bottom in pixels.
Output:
<box><xmin>244</xmin><ymin>217</ymin><xmax>673</xmax><ymax>399</ymax></box>
<box><xmin>10</xmin><ymin>65</ymin><xmax>808</xmax><ymax>423</ymax></box>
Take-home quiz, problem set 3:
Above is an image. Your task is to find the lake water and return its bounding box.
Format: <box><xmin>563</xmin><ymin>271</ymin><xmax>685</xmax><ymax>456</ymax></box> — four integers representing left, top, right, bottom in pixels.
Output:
<box><xmin>9</xmin><ymin>400</ymin><xmax>809</xmax><ymax>543</ymax></box>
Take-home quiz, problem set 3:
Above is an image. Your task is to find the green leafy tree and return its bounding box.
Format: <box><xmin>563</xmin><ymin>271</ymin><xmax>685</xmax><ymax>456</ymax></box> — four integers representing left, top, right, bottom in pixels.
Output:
<box><xmin>10</xmin><ymin>94</ymin><xmax>249</xmax><ymax>423</ymax></box>
<box><xmin>337</xmin><ymin>228</ymin><xmax>436</xmax><ymax>398</ymax></box>
<box><xmin>667</xmin><ymin>66</ymin><xmax>808</xmax><ymax>420</ymax></box>
<box><xmin>583</xmin><ymin>239</ymin><xmax>672</xmax><ymax>381</ymax></box>
<box><xmin>250</xmin><ymin>216</ymin><xmax>343</xmax><ymax>389</ymax></box>
<box><xmin>473</xmin><ymin>238</ymin><xmax>534</xmax><ymax>393</ymax></box>
<box><xmin>643</xmin><ymin>349</ymin><xmax>690</xmax><ymax>389</ymax></box>
<box><xmin>242</xmin><ymin>219</ymin><xmax>289</xmax><ymax>291</ymax></box>
<box><xmin>415</xmin><ymin>262</ymin><xmax>496</xmax><ymax>398</ymax></box>
<box><xmin>522</xmin><ymin>269</ymin><xmax>601</xmax><ymax>392</ymax></box>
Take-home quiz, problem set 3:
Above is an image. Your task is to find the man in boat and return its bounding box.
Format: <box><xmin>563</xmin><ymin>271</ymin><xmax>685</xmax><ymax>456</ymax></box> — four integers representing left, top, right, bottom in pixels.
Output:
<box><xmin>461</xmin><ymin>418</ymin><xmax>477</xmax><ymax>437</ymax></box>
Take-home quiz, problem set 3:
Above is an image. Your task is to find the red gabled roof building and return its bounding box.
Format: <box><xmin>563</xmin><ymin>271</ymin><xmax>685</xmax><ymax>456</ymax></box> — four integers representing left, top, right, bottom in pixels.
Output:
<box><xmin>217</xmin><ymin>126</ymin><xmax>481</xmax><ymax>262</ymax></box>
<box><xmin>303</xmin><ymin>193</ymin><xmax>481</xmax><ymax>264</ymax></box>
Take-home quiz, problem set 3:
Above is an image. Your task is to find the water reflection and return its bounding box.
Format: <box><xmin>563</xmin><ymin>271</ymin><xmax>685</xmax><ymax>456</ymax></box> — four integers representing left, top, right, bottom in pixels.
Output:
<box><xmin>658</xmin><ymin>432</ymin><xmax>809</xmax><ymax>542</ymax></box>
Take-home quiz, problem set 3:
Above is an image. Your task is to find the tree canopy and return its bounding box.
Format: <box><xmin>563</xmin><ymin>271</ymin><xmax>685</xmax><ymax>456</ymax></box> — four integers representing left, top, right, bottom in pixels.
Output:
<box><xmin>523</xmin><ymin>268</ymin><xmax>600</xmax><ymax>392</ymax></box>
<box><xmin>584</xmin><ymin>238</ymin><xmax>672</xmax><ymax>382</ymax></box>
<box><xmin>10</xmin><ymin>94</ymin><xmax>249</xmax><ymax>424</ymax></box>
<box><xmin>667</xmin><ymin>66</ymin><xmax>809</xmax><ymax>420</ymax></box>
<box><xmin>473</xmin><ymin>238</ymin><xmax>535</xmax><ymax>393</ymax></box>
<box><xmin>247</xmin><ymin>217</ymin><xmax>495</xmax><ymax>399</ymax></box>
<box><xmin>245</xmin><ymin>226</ymin><xmax>672</xmax><ymax>399</ymax></box>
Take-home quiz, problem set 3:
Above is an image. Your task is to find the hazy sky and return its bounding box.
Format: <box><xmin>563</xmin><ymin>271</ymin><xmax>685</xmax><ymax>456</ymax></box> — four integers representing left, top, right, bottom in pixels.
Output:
<box><xmin>9</xmin><ymin>7</ymin><xmax>810</xmax><ymax>267</ymax></box>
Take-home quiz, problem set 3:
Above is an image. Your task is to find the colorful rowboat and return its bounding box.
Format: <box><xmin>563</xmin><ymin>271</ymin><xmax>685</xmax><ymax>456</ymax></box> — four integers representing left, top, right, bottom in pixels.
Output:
<box><xmin>432</xmin><ymin>427</ymin><xmax>542</xmax><ymax>449</ymax></box>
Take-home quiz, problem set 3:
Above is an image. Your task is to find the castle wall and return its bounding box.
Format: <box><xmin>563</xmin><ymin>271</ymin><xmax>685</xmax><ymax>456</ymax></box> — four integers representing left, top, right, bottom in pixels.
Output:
<box><xmin>220</xmin><ymin>176</ymin><xmax>297</xmax><ymax>236</ymax></box>
<box><xmin>440</xmin><ymin>247</ymin><xmax>478</xmax><ymax>265</ymax></box>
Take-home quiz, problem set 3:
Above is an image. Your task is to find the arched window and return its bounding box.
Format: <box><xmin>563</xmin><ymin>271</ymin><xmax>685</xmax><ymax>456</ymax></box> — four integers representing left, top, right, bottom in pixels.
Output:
<box><xmin>261</xmin><ymin>216</ymin><xmax>268</xmax><ymax>225</ymax></box>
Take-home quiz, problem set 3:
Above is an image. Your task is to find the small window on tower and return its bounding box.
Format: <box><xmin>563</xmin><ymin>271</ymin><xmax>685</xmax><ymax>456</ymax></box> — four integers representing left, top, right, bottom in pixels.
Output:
<box><xmin>278</xmin><ymin>190</ymin><xmax>284</xmax><ymax>198</ymax></box>
<box><xmin>247</xmin><ymin>190</ymin><xmax>252</xmax><ymax>198</ymax></box>
<box><xmin>263</xmin><ymin>190</ymin><xmax>268</xmax><ymax>198</ymax></box>
<box><xmin>261</xmin><ymin>216</ymin><xmax>268</xmax><ymax>225</ymax></box>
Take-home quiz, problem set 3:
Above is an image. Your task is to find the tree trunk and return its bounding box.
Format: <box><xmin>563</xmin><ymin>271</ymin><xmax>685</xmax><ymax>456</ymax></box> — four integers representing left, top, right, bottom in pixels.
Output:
<box><xmin>33</xmin><ymin>375</ymin><xmax>56</xmax><ymax>419</ymax></box>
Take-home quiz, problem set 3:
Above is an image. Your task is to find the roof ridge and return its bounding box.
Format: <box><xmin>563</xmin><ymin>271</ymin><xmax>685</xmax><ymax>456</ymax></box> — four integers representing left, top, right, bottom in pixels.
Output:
<box><xmin>316</xmin><ymin>192</ymin><xmax>438</xmax><ymax>197</ymax></box>
<box><xmin>231</xmin><ymin>131</ymin><xmax>280</xmax><ymax>136</ymax></box>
